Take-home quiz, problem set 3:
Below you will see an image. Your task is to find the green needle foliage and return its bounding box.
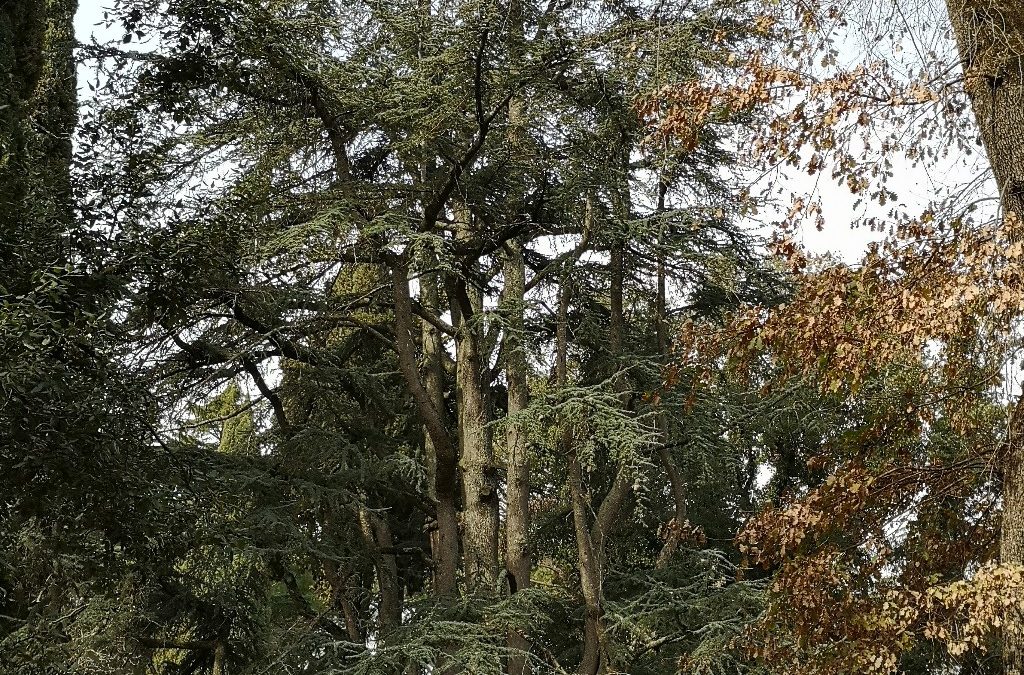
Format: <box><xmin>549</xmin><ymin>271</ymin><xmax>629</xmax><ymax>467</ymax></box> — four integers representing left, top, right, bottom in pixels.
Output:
<box><xmin>2</xmin><ymin>0</ymin><xmax>804</xmax><ymax>673</ymax></box>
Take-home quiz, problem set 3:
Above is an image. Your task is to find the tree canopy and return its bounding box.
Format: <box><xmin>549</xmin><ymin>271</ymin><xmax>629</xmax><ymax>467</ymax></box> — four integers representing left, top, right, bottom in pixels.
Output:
<box><xmin>4</xmin><ymin>0</ymin><xmax>1024</xmax><ymax>674</ymax></box>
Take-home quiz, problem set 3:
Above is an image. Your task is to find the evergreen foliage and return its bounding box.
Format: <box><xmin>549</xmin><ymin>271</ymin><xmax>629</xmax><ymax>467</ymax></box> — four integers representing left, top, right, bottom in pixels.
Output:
<box><xmin>12</xmin><ymin>0</ymin><xmax>1024</xmax><ymax>673</ymax></box>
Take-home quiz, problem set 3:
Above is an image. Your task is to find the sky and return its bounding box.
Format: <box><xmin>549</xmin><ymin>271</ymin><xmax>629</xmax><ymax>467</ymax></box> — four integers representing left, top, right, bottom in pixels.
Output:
<box><xmin>74</xmin><ymin>0</ymin><xmax>109</xmax><ymax>41</ymax></box>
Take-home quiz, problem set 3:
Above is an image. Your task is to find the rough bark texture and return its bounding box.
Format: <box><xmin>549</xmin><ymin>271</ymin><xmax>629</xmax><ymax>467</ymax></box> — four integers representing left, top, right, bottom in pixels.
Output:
<box><xmin>945</xmin><ymin>2</ymin><xmax>1024</xmax><ymax>673</ymax></box>
<box><xmin>419</xmin><ymin>263</ymin><xmax>460</xmax><ymax>596</ymax></box>
<box><xmin>1001</xmin><ymin>392</ymin><xmax>1024</xmax><ymax>675</ymax></box>
<box><xmin>1005</xmin><ymin>421</ymin><xmax>1024</xmax><ymax>675</ymax></box>
<box><xmin>410</xmin><ymin>0</ymin><xmax>459</xmax><ymax>600</ymax></box>
<box><xmin>947</xmin><ymin>0</ymin><xmax>1024</xmax><ymax>222</ymax></box>
<box><xmin>503</xmin><ymin>242</ymin><xmax>532</xmax><ymax>675</ymax></box>
<box><xmin>392</xmin><ymin>258</ymin><xmax>463</xmax><ymax>655</ymax></box>
<box><xmin>503</xmin><ymin>4</ymin><xmax>531</xmax><ymax>662</ymax></box>
<box><xmin>451</xmin><ymin>207</ymin><xmax>500</xmax><ymax>590</ymax></box>
<box><xmin>452</xmin><ymin>272</ymin><xmax>499</xmax><ymax>588</ymax></box>
<box><xmin>0</xmin><ymin>0</ymin><xmax>78</xmax><ymax>277</ymax></box>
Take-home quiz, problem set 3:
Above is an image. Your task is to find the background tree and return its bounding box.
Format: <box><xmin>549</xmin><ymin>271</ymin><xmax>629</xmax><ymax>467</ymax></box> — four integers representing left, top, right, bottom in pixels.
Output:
<box><xmin>652</xmin><ymin>0</ymin><xmax>1024</xmax><ymax>673</ymax></box>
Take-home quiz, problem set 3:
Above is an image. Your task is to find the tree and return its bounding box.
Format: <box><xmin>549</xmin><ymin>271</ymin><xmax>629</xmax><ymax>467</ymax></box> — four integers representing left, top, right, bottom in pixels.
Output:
<box><xmin>653</xmin><ymin>0</ymin><xmax>1024</xmax><ymax>672</ymax></box>
<box><xmin>944</xmin><ymin>4</ymin><xmax>1024</xmax><ymax>670</ymax></box>
<box><xmin>1</xmin><ymin>0</ymin><xmax>177</xmax><ymax>669</ymax></box>
<box><xmin>53</xmin><ymin>0</ymin><xmax>789</xmax><ymax>672</ymax></box>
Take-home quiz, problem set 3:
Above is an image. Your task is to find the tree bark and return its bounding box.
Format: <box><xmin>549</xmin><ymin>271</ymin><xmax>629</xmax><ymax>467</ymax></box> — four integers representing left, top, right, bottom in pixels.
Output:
<box><xmin>574</xmin><ymin>226</ymin><xmax>634</xmax><ymax>673</ymax></box>
<box><xmin>452</xmin><ymin>275</ymin><xmax>500</xmax><ymax>589</ymax></box>
<box><xmin>502</xmin><ymin>1</ymin><xmax>531</xmax><ymax>663</ymax></box>
<box><xmin>419</xmin><ymin>259</ymin><xmax>460</xmax><ymax>596</ymax></box>
<box><xmin>323</xmin><ymin>561</ymin><xmax>365</xmax><ymax>644</ymax></box>
<box><xmin>945</xmin><ymin>3</ymin><xmax>1024</xmax><ymax>673</ymax></box>
<box><xmin>571</xmin><ymin>184</ymin><xmax>639</xmax><ymax>672</ymax></box>
<box><xmin>503</xmin><ymin>242</ymin><xmax>532</xmax><ymax>675</ymax></box>
<box><xmin>946</xmin><ymin>0</ymin><xmax>1024</xmax><ymax>222</ymax></box>
<box><xmin>358</xmin><ymin>505</ymin><xmax>403</xmax><ymax>638</ymax></box>
<box><xmin>1004</xmin><ymin>409</ymin><xmax>1024</xmax><ymax>675</ymax></box>
<box><xmin>451</xmin><ymin>206</ymin><xmax>499</xmax><ymax>590</ymax></box>
<box><xmin>409</xmin><ymin>0</ymin><xmax>460</xmax><ymax>600</ymax></box>
<box><xmin>212</xmin><ymin>641</ymin><xmax>227</xmax><ymax>675</ymax></box>
<box><xmin>557</xmin><ymin>276</ymin><xmax>603</xmax><ymax>675</ymax></box>
<box><xmin>1</xmin><ymin>0</ymin><xmax>77</xmax><ymax>275</ymax></box>
<box><xmin>392</xmin><ymin>257</ymin><xmax>458</xmax><ymax>475</ymax></box>
<box><xmin>550</xmin><ymin>197</ymin><xmax>609</xmax><ymax>674</ymax></box>
<box><xmin>391</xmin><ymin>250</ymin><xmax>465</xmax><ymax>604</ymax></box>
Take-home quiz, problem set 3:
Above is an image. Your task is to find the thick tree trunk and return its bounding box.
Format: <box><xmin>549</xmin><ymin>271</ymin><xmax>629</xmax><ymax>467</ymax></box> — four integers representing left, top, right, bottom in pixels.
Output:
<box><xmin>1</xmin><ymin>0</ymin><xmax>78</xmax><ymax>275</ymax></box>
<box><xmin>946</xmin><ymin>0</ymin><xmax>1024</xmax><ymax>222</ymax></box>
<box><xmin>1005</xmin><ymin>431</ymin><xmax>1024</xmax><ymax>675</ymax></box>
<box><xmin>391</xmin><ymin>258</ymin><xmax>464</xmax><ymax>633</ymax></box>
<box><xmin>410</xmin><ymin>0</ymin><xmax>459</xmax><ymax>600</ymax></box>
<box><xmin>945</xmin><ymin>2</ymin><xmax>1024</xmax><ymax>673</ymax></box>
<box><xmin>503</xmin><ymin>242</ymin><xmax>532</xmax><ymax>675</ymax></box>
<box><xmin>1000</xmin><ymin>393</ymin><xmax>1024</xmax><ymax>675</ymax></box>
<box><xmin>503</xmin><ymin>4</ymin><xmax>532</xmax><ymax>664</ymax></box>
<box><xmin>452</xmin><ymin>276</ymin><xmax>499</xmax><ymax>588</ymax></box>
<box><xmin>419</xmin><ymin>262</ymin><xmax>460</xmax><ymax>596</ymax></box>
<box><xmin>451</xmin><ymin>207</ymin><xmax>499</xmax><ymax>590</ymax></box>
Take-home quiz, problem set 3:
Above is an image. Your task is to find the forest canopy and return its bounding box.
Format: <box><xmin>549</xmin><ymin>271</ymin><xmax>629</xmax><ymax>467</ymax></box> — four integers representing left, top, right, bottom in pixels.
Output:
<box><xmin>3</xmin><ymin>0</ymin><xmax>1024</xmax><ymax>674</ymax></box>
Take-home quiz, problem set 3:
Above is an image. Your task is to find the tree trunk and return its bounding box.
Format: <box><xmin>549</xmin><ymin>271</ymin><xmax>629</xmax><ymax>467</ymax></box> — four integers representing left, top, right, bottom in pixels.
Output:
<box><xmin>946</xmin><ymin>0</ymin><xmax>1024</xmax><ymax>222</ymax></box>
<box><xmin>652</xmin><ymin>182</ymin><xmax>687</xmax><ymax>568</ymax></box>
<box><xmin>571</xmin><ymin>187</ymin><xmax>637</xmax><ymax>672</ymax></box>
<box><xmin>212</xmin><ymin>641</ymin><xmax>227</xmax><ymax>675</ymax></box>
<box><xmin>503</xmin><ymin>7</ymin><xmax>532</xmax><ymax>667</ymax></box>
<box><xmin>452</xmin><ymin>274</ymin><xmax>499</xmax><ymax>588</ymax></box>
<box><xmin>1004</xmin><ymin>431</ymin><xmax>1024</xmax><ymax>675</ymax></box>
<box><xmin>451</xmin><ymin>207</ymin><xmax>499</xmax><ymax>590</ymax></box>
<box><xmin>572</xmin><ymin>459</ymin><xmax>604</xmax><ymax>675</ymax></box>
<box><xmin>556</xmin><ymin>276</ymin><xmax>603</xmax><ymax>675</ymax></box>
<box><xmin>945</xmin><ymin>2</ymin><xmax>1024</xmax><ymax>673</ymax></box>
<box><xmin>323</xmin><ymin>562</ymin><xmax>365</xmax><ymax>644</ymax></box>
<box><xmin>391</xmin><ymin>255</ymin><xmax>466</xmax><ymax>625</ymax></box>
<box><xmin>1000</xmin><ymin>394</ymin><xmax>1024</xmax><ymax>675</ymax></box>
<box><xmin>393</xmin><ymin>257</ymin><xmax>455</xmax><ymax>460</ymax></box>
<box><xmin>410</xmin><ymin>0</ymin><xmax>460</xmax><ymax>600</ymax></box>
<box><xmin>504</xmin><ymin>242</ymin><xmax>532</xmax><ymax>675</ymax></box>
<box><xmin>1</xmin><ymin>0</ymin><xmax>77</xmax><ymax>275</ymax></box>
<box><xmin>359</xmin><ymin>505</ymin><xmax>403</xmax><ymax>638</ymax></box>
<box><xmin>552</xmin><ymin>196</ymin><xmax>629</xmax><ymax>674</ymax></box>
<box><xmin>419</xmin><ymin>261</ymin><xmax>460</xmax><ymax>596</ymax></box>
